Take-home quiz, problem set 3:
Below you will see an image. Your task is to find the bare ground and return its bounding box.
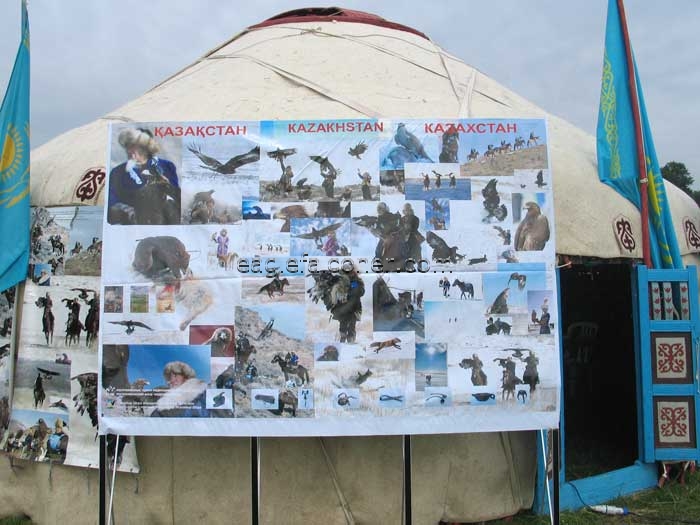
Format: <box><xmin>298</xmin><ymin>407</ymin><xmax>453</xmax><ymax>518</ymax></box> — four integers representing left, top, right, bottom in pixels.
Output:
<box><xmin>460</xmin><ymin>144</ymin><xmax>548</xmax><ymax>177</ymax></box>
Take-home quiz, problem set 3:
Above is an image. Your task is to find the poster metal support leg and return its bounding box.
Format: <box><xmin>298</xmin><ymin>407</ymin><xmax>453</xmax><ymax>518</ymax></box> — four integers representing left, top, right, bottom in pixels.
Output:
<box><xmin>553</xmin><ymin>428</ymin><xmax>560</xmax><ymax>525</ymax></box>
<box><xmin>251</xmin><ymin>437</ymin><xmax>259</xmax><ymax>525</ymax></box>
<box><xmin>99</xmin><ymin>434</ymin><xmax>106</xmax><ymax>525</ymax></box>
<box><xmin>107</xmin><ymin>435</ymin><xmax>120</xmax><ymax>525</ymax></box>
<box><xmin>540</xmin><ymin>428</ymin><xmax>561</xmax><ymax>525</ymax></box>
<box><xmin>403</xmin><ymin>434</ymin><xmax>412</xmax><ymax>525</ymax></box>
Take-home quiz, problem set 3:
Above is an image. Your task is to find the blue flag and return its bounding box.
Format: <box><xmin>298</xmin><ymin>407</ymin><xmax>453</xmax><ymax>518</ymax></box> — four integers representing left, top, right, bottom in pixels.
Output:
<box><xmin>596</xmin><ymin>0</ymin><xmax>683</xmax><ymax>269</ymax></box>
<box><xmin>0</xmin><ymin>1</ymin><xmax>30</xmax><ymax>291</ymax></box>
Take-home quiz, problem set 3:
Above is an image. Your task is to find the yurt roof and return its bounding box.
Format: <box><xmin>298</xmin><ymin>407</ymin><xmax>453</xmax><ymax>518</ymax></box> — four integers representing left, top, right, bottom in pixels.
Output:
<box><xmin>30</xmin><ymin>8</ymin><xmax>700</xmax><ymax>261</ymax></box>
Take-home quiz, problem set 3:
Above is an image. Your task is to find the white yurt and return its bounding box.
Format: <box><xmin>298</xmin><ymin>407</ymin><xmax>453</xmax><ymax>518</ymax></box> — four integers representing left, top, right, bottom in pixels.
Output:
<box><xmin>2</xmin><ymin>7</ymin><xmax>699</xmax><ymax>524</ymax></box>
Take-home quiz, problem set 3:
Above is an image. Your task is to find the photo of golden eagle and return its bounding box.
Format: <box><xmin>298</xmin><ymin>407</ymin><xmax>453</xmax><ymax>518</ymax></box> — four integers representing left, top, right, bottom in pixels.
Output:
<box><xmin>71</xmin><ymin>372</ymin><xmax>98</xmax><ymax>427</ymax></box>
<box><xmin>37</xmin><ymin>367</ymin><xmax>60</xmax><ymax>380</ymax></box>
<box><xmin>507</xmin><ymin>272</ymin><xmax>527</xmax><ymax>291</ymax></box>
<box><xmin>187</xmin><ymin>144</ymin><xmax>260</xmax><ymax>174</ymax></box>
<box><xmin>109</xmin><ymin>320</ymin><xmax>154</xmax><ymax>335</ymax></box>
<box><xmin>267</xmin><ymin>147</ymin><xmax>297</xmax><ymax>162</ymax></box>
<box><xmin>274</xmin><ymin>205</ymin><xmax>310</xmax><ymax>232</ymax></box>
<box><xmin>293</xmin><ymin>221</ymin><xmax>344</xmax><ymax>245</ymax></box>
<box><xmin>70</xmin><ymin>287</ymin><xmax>97</xmax><ymax>301</ymax></box>
<box><xmin>487</xmin><ymin>288</ymin><xmax>509</xmax><ymax>315</ymax></box>
<box><xmin>309</xmin><ymin>155</ymin><xmax>339</xmax><ymax>178</ymax></box>
<box><xmin>348</xmin><ymin>140</ymin><xmax>368</xmax><ymax>159</ymax></box>
<box><xmin>426</xmin><ymin>231</ymin><xmax>464</xmax><ymax>263</ymax></box>
<box><xmin>535</xmin><ymin>170</ymin><xmax>547</xmax><ymax>188</ymax></box>
<box><xmin>514</xmin><ymin>202</ymin><xmax>550</xmax><ymax>251</ymax></box>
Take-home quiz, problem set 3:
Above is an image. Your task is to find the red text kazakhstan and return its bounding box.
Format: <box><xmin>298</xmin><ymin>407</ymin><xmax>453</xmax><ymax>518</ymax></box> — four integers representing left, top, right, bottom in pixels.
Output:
<box><xmin>424</xmin><ymin>122</ymin><xmax>517</xmax><ymax>134</ymax></box>
<box><xmin>154</xmin><ymin>125</ymin><xmax>248</xmax><ymax>138</ymax></box>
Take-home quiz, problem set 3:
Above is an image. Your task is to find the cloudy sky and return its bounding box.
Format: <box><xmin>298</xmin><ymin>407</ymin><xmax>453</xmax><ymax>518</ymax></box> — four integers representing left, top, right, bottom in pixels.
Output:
<box><xmin>1</xmin><ymin>1</ymin><xmax>699</xmax><ymax>189</ymax></box>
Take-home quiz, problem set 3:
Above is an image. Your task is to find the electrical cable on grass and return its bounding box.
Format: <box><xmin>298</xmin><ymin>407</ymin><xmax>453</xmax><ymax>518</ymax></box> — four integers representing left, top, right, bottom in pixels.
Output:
<box><xmin>570</xmin><ymin>478</ymin><xmax>700</xmax><ymax>524</ymax></box>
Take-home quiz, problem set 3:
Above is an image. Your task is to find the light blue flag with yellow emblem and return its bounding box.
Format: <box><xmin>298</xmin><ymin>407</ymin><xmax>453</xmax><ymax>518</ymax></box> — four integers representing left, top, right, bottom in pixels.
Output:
<box><xmin>0</xmin><ymin>0</ymin><xmax>30</xmax><ymax>291</ymax></box>
<box><xmin>597</xmin><ymin>0</ymin><xmax>683</xmax><ymax>269</ymax></box>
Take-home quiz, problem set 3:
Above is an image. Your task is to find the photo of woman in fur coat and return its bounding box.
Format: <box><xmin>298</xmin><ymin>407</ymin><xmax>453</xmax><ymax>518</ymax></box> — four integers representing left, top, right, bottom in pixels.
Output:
<box><xmin>150</xmin><ymin>361</ymin><xmax>210</xmax><ymax>417</ymax></box>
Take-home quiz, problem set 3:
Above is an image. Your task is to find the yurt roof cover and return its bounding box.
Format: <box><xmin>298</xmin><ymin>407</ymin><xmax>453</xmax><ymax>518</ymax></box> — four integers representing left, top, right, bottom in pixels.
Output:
<box><xmin>248</xmin><ymin>7</ymin><xmax>429</xmax><ymax>39</ymax></box>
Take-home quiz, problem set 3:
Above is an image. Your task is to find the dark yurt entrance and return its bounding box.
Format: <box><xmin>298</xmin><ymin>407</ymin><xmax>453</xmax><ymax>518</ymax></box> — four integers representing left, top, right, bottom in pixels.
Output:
<box><xmin>559</xmin><ymin>262</ymin><xmax>639</xmax><ymax>479</ymax></box>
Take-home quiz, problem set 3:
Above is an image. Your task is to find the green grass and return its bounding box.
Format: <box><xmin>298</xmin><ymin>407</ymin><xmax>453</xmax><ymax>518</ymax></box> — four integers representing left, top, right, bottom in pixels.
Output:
<box><xmin>484</xmin><ymin>468</ymin><xmax>700</xmax><ymax>524</ymax></box>
<box><xmin>0</xmin><ymin>517</ymin><xmax>32</xmax><ymax>525</ymax></box>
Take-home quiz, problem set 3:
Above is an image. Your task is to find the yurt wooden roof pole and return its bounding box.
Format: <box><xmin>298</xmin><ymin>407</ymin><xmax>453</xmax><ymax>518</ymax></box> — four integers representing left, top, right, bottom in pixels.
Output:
<box><xmin>617</xmin><ymin>0</ymin><xmax>652</xmax><ymax>268</ymax></box>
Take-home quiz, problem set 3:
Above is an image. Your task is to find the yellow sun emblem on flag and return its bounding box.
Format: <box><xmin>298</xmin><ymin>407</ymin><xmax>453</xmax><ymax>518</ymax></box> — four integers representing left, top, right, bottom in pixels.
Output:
<box><xmin>1</xmin><ymin>125</ymin><xmax>23</xmax><ymax>179</ymax></box>
<box><xmin>0</xmin><ymin>123</ymin><xmax>29</xmax><ymax>208</ymax></box>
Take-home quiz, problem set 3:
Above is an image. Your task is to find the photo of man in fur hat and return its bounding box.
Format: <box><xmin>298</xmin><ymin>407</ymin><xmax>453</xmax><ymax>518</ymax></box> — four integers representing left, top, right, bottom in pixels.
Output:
<box><xmin>107</xmin><ymin>127</ymin><xmax>181</xmax><ymax>225</ymax></box>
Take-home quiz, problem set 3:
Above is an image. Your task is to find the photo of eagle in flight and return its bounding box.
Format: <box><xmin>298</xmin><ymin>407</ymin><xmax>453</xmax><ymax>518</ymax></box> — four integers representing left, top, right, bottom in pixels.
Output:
<box><xmin>309</xmin><ymin>155</ymin><xmax>339</xmax><ymax>178</ymax></box>
<box><xmin>293</xmin><ymin>221</ymin><xmax>344</xmax><ymax>248</ymax></box>
<box><xmin>187</xmin><ymin>144</ymin><xmax>260</xmax><ymax>174</ymax></box>
<box><xmin>426</xmin><ymin>231</ymin><xmax>465</xmax><ymax>264</ymax></box>
<box><xmin>109</xmin><ymin>320</ymin><xmax>154</xmax><ymax>335</ymax></box>
<box><xmin>348</xmin><ymin>141</ymin><xmax>368</xmax><ymax>160</ymax></box>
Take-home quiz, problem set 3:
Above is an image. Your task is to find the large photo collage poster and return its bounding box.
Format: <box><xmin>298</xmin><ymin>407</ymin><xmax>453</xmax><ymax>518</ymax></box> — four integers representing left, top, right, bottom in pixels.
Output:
<box><xmin>100</xmin><ymin>119</ymin><xmax>559</xmax><ymax>436</ymax></box>
<box><xmin>0</xmin><ymin>206</ymin><xmax>139</xmax><ymax>471</ymax></box>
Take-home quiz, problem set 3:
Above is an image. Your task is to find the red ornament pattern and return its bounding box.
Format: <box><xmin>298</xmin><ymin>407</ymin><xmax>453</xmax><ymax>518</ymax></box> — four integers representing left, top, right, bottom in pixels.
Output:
<box><xmin>659</xmin><ymin>406</ymin><xmax>689</xmax><ymax>439</ymax></box>
<box><xmin>684</xmin><ymin>217</ymin><xmax>700</xmax><ymax>250</ymax></box>
<box><xmin>656</xmin><ymin>342</ymin><xmax>686</xmax><ymax>375</ymax></box>
<box><xmin>75</xmin><ymin>167</ymin><xmax>106</xmax><ymax>202</ymax></box>
<box><xmin>615</xmin><ymin>217</ymin><xmax>635</xmax><ymax>252</ymax></box>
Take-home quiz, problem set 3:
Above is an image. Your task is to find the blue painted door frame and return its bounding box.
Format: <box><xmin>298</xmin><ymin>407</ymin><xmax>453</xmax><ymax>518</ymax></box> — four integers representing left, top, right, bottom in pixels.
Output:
<box><xmin>534</xmin><ymin>265</ymin><xmax>699</xmax><ymax>514</ymax></box>
<box><xmin>634</xmin><ymin>266</ymin><xmax>699</xmax><ymax>462</ymax></box>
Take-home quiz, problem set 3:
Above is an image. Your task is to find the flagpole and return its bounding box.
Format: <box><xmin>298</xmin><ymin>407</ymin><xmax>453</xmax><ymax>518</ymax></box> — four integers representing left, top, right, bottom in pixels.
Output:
<box><xmin>616</xmin><ymin>0</ymin><xmax>652</xmax><ymax>268</ymax></box>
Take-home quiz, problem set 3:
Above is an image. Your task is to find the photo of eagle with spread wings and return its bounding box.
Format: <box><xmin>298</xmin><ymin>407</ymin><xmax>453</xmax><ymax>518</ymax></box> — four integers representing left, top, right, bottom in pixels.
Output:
<box><xmin>188</xmin><ymin>144</ymin><xmax>260</xmax><ymax>174</ymax></box>
<box><xmin>352</xmin><ymin>215</ymin><xmax>379</xmax><ymax>232</ymax></box>
<box><xmin>309</xmin><ymin>155</ymin><xmax>339</xmax><ymax>179</ymax></box>
<box><xmin>293</xmin><ymin>221</ymin><xmax>344</xmax><ymax>248</ymax></box>
<box><xmin>426</xmin><ymin>231</ymin><xmax>465</xmax><ymax>264</ymax></box>
<box><xmin>72</xmin><ymin>372</ymin><xmax>98</xmax><ymax>427</ymax></box>
<box><xmin>37</xmin><ymin>367</ymin><xmax>60</xmax><ymax>380</ymax></box>
<box><xmin>257</xmin><ymin>319</ymin><xmax>275</xmax><ymax>340</ymax></box>
<box><xmin>348</xmin><ymin>141</ymin><xmax>368</xmax><ymax>160</ymax></box>
<box><xmin>267</xmin><ymin>147</ymin><xmax>297</xmax><ymax>163</ymax></box>
<box><xmin>109</xmin><ymin>320</ymin><xmax>154</xmax><ymax>335</ymax></box>
<box><xmin>70</xmin><ymin>287</ymin><xmax>97</xmax><ymax>302</ymax></box>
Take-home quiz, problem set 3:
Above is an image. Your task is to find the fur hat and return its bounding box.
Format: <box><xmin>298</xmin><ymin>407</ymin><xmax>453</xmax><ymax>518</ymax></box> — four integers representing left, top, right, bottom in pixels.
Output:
<box><xmin>118</xmin><ymin>127</ymin><xmax>160</xmax><ymax>155</ymax></box>
<box><xmin>163</xmin><ymin>361</ymin><xmax>197</xmax><ymax>381</ymax></box>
